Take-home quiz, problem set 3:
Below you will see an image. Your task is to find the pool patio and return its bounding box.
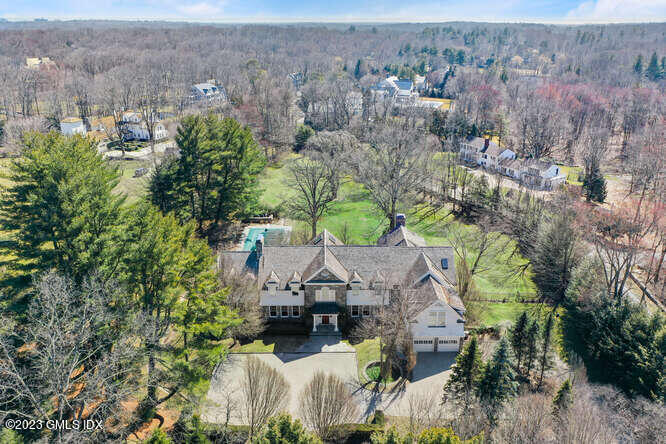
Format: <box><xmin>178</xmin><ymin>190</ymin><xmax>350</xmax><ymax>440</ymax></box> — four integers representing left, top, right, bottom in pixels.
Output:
<box><xmin>237</xmin><ymin>223</ymin><xmax>292</xmax><ymax>251</ymax></box>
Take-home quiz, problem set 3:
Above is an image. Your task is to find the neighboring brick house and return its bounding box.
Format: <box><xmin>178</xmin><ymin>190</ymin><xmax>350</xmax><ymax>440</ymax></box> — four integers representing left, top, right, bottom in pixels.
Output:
<box><xmin>220</xmin><ymin>221</ymin><xmax>466</xmax><ymax>353</ymax></box>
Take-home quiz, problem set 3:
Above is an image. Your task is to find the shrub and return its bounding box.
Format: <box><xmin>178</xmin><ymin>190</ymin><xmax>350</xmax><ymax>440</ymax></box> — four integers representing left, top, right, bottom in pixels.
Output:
<box><xmin>329</xmin><ymin>424</ymin><xmax>384</xmax><ymax>444</ymax></box>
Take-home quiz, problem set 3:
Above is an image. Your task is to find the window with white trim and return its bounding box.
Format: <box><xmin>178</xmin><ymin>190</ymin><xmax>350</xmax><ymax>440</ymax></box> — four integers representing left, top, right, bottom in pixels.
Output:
<box><xmin>316</xmin><ymin>287</ymin><xmax>335</xmax><ymax>302</ymax></box>
<box><xmin>351</xmin><ymin>305</ymin><xmax>359</xmax><ymax>317</ymax></box>
<box><xmin>428</xmin><ymin>311</ymin><xmax>446</xmax><ymax>327</ymax></box>
<box><xmin>439</xmin><ymin>339</ymin><xmax>458</xmax><ymax>344</ymax></box>
<box><xmin>291</xmin><ymin>306</ymin><xmax>300</xmax><ymax>317</ymax></box>
<box><xmin>269</xmin><ymin>306</ymin><xmax>278</xmax><ymax>317</ymax></box>
<box><xmin>281</xmin><ymin>306</ymin><xmax>289</xmax><ymax>317</ymax></box>
<box><xmin>362</xmin><ymin>305</ymin><xmax>370</xmax><ymax>316</ymax></box>
<box><xmin>414</xmin><ymin>339</ymin><xmax>433</xmax><ymax>345</ymax></box>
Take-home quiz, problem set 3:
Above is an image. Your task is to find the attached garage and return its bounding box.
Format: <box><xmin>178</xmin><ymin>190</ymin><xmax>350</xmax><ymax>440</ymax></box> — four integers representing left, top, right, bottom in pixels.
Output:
<box><xmin>414</xmin><ymin>337</ymin><xmax>461</xmax><ymax>352</ymax></box>
<box><xmin>413</xmin><ymin>337</ymin><xmax>435</xmax><ymax>352</ymax></box>
<box><xmin>436</xmin><ymin>337</ymin><xmax>461</xmax><ymax>352</ymax></box>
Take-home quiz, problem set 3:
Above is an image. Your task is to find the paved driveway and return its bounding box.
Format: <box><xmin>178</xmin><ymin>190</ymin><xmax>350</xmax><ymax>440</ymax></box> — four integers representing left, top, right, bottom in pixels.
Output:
<box><xmin>352</xmin><ymin>352</ymin><xmax>456</xmax><ymax>417</ymax></box>
<box><xmin>202</xmin><ymin>341</ymin><xmax>455</xmax><ymax>424</ymax></box>
<box><xmin>203</xmin><ymin>338</ymin><xmax>358</xmax><ymax>424</ymax></box>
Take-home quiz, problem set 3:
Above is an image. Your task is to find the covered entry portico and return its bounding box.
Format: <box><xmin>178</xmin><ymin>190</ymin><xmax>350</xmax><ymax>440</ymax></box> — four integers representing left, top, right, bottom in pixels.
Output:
<box><xmin>311</xmin><ymin>302</ymin><xmax>339</xmax><ymax>333</ymax></box>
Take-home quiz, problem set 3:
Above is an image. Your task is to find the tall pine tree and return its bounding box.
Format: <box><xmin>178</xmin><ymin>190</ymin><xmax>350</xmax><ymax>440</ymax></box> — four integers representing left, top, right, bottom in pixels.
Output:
<box><xmin>442</xmin><ymin>336</ymin><xmax>483</xmax><ymax>411</ymax></box>
<box><xmin>476</xmin><ymin>337</ymin><xmax>517</xmax><ymax>424</ymax></box>
<box><xmin>537</xmin><ymin>313</ymin><xmax>555</xmax><ymax>390</ymax></box>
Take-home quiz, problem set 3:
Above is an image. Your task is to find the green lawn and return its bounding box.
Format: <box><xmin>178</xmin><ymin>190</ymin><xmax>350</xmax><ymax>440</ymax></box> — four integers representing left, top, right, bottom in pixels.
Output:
<box><xmin>344</xmin><ymin>338</ymin><xmax>381</xmax><ymax>382</ymax></box>
<box><xmin>111</xmin><ymin>159</ymin><xmax>152</xmax><ymax>205</ymax></box>
<box><xmin>558</xmin><ymin>165</ymin><xmax>583</xmax><ymax>186</ymax></box>
<box><xmin>476</xmin><ymin>302</ymin><xmax>532</xmax><ymax>327</ymax></box>
<box><xmin>258</xmin><ymin>155</ymin><xmax>538</xmax><ymax>315</ymax></box>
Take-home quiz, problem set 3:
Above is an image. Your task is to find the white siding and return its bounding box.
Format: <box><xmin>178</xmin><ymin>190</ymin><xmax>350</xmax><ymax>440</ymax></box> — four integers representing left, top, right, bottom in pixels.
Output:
<box><xmin>260</xmin><ymin>290</ymin><xmax>304</xmax><ymax>306</ymax></box>
<box><xmin>411</xmin><ymin>301</ymin><xmax>465</xmax><ymax>340</ymax></box>
<box><xmin>346</xmin><ymin>289</ymin><xmax>388</xmax><ymax>306</ymax></box>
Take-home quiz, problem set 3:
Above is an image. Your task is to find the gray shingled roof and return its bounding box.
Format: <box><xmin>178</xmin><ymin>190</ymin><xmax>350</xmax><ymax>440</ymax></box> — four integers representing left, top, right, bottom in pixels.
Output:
<box><xmin>377</xmin><ymin>226</ymin><xmax>426</xmax><ymax>247</ymax></box>
<box><xmin>463</xmin><ymin>136</ymin><xmax>488</xmax><ymax>150</ymax></box>
<box><xmin>309</xmin><ymin>229</ymin><xmax>344</xmax><ymax>246</ymax></box>
<box><xmin>219</xmin><ymin>244</ymin><xmax>456</xmax><ymax>290</ymax></box>
<box><xmin>219</xmin><ymin>239</ymin><xmax>462</xmax><ymax>316</ymax></box>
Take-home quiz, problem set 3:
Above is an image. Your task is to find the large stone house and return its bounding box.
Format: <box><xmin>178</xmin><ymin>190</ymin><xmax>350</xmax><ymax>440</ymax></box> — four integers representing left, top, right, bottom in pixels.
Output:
<box><xmin>220</xmin><ymin>220</ymin><xmax>466</xmax><ymax>352</ymax></box>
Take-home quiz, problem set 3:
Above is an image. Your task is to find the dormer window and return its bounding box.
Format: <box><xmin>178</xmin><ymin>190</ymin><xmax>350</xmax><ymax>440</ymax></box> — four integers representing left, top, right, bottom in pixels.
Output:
<box><xmin>267</xmin><ymin>283</ymin><xmax>277</xmax><ymax>295</ymax></box>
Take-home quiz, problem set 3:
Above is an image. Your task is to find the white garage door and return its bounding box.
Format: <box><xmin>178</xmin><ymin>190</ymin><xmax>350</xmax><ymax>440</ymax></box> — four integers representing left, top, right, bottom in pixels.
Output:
<box><xmin>437</xmin><ymin>338</ymin><xmax>460</xmax><ymax>352</ymax></box>
<box><xmin>413</xmin><ymin>337</ymin><xmax>434</xmax><ymax>352</ymax></box>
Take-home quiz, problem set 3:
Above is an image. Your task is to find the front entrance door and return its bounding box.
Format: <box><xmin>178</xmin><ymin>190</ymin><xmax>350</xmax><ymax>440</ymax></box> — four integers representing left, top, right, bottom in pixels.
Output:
<box><xmin>322</xmin><ymin>315</ymin><xmax>330</xmax><ymax>325</ymax></box>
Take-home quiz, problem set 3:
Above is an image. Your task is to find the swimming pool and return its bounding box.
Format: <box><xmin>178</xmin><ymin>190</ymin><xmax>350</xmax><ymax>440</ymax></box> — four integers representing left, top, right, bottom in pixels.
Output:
<box><xmin>242</xmin><ymin>227</ymin><xmax>291</xmax><ymax>251</ymax></box>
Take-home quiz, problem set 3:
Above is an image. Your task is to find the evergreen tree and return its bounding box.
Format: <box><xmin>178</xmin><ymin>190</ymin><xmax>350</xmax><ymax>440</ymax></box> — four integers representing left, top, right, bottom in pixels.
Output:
<box><xmin>582</xmin><ymin>164</ymin><xmax>607</xmax><ymax>203</ymax></box>
<box><xmin>633</xmin><ymin>54</ymin><xmax>644</xmax><ymax>74</ymax></box>
<box><xmin>537</xmin><ymin>313</ymin><xmax>555</xmax><ymax>390</ymax></box>
<box><xmin>442</xmin><ymin>336</ymin><xmax>483</xmax><ymax>410</ymax></box>
<box><xmin>255</xmin><ymin>414</ymin><xmax>321</xmax><ymax>444</ymax></box>
<box><xmin>148</xmin><ymin>114</ymin><xmax>265</xmax><ymax>231</ymax></box>
<box><xmin>183</xmin><ymin>416</ymin><xmax>211</xmax><ymax>444</ymax></box>
<box><xmin>531</xmin><ymin>208</ymin><xmax>581</xmax><ymax>305</ymax></box>
<box><xmin>142</xmin><ymin>428</ymin><xmax>172</xmax><ymax>444</ymax></box>
<box><xmin>0</xmin><ymin>132</ymin><xmax>123</xmax><ymax>290</ymax></box>
<box><xmin>552</xmin><ymin>379</ymin><xmax>573</xmax><ymax>415</ymax></box>
<box><xmin>510</xmin><ymin>311</ymin><xmax>530</xmax><ymax>369</ymax></box>
<box><xmin>120</xmin><ymin>202</ymin><xmax>240</xmax><ymax>414</ymax></box>
<box><xmin>524</xmin><ymin>318</ymin><xmax>540</xmax><ymax>378</ymax></box>
<box><xmin>646</xmin><ymin>52</ymin><xmax>661</xmax><ymax>81</ymax></box>
<box><xmin>476</xmin><ymin>337</ymin><xmax>517</xmax><ymax>424</ymax></box>
<box><xmin>294</xmin><ymin>124</ymin><xmax>314</xmax><ymax>151</ymax></box>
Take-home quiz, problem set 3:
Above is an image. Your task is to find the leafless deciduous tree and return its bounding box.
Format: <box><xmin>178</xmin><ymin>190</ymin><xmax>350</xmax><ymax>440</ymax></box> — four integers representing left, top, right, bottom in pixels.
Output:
<box><xmin>351</xmin><ymin>124</ymin><xmax>433</xmax><ymax>230</ymax></box>
<box><xmin>218</xmin><ymin>259</ymin><xmax>265</xmax><ymax>343</ymax></box>
<box><xmin>514</xmin><ymin>88</ymin><xmax>566</xmax><ymax>159</ymax></box>
<box><xmin>298</xmin><ymin>372</ymin><xmax>358</xmax><ymax>439</ymax></box>
<box><xmin>240</xmin><ymin>356</ymin><xmax>290</xmax><ymax>439</ymax></box>
<box><xmin>493</xmin><ymin>393</ymin><xmax>554</xmax><ymax>444</ymax></box>
<box><xmin>0</xmin><ymin>272</ymin><xmax>139</xmax><ymax>443</ymax></box>
<box><xmin>286</xmin><ymin>152</ymin><xmax>339</xmax><ymax>238</ymax></box>
<box><xmin>0</xmin><ymin>116</ymin><xmax>48</xmax><ymax>155</ymax></box>
<box><xmin>353</xmin><ymin>274</ymin><xmax>430</xmax><ymax>380</ymax></box>
<box><xmin>400</xmin><ymin>391</ymin><xmax>445</xmax><ymax>437</ymax></box>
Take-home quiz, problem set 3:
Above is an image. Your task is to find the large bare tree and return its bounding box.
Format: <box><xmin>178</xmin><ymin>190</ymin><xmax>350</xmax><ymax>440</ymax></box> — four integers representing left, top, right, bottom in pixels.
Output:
<box><xmin>298</xmin><ymin>372</ymin><xmax>358</xmax><ymax>439</ymax></box>
<box><xmin>241</xmin><ymin>356</ymin><xmax>290</xmax><ymax>439</ymax></box>
<box><xmin>0</xmin><ymin>272</ymin><xmax>139</xmax><ymax>443</ymax></box>
<box><xmin>286</xmin><ymin>151</ymin><xmax>339</xmax><ymax>238</ymax></box>
<box><xmin>351</xmin><ymin>124</ymin><xmax>433</xmax><ymax>230</ymax></box>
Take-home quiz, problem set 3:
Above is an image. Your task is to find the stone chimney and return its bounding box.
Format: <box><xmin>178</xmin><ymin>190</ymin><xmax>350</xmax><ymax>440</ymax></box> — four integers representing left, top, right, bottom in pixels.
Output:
<box><xmin>396</xmin><ymin>213</ymin><xmax>406</xmax><ymax>227</ymax></box>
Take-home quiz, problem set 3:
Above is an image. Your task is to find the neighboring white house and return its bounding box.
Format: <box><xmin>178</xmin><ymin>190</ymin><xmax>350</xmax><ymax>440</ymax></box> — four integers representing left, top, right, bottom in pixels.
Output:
<box><xmin>520</xmin><ymin>159</ymin><xmax>566</xmax><ymax>190</ymax></box>
<box><xmin>479</xmin><ymin>143</ymin><xmax>517</xmax><ymax>170</ymax></box>
<box><xmin>461</xmin><ymin>137</ymin><xmax>565</xmax><ymax>191</ymax></box>
<box><xmin>372</xmin><ymin>76</ymin><xmax>419</xmax><ymax>103</ymax></box>
<box><xmin>120</xmin><ymin>112</ymin><xmax>168</xmax><ymax>141</ymax></box>
<box><xmin>191</xmin><ymin>82</ymin><xmax>226</xmax><ymax>102</ymax></box>
<box><xmin>459</xmin><ymin>136</ymin><xmax>488</xmax><ymax>164</ymax></box>
<box><xmin>60</xmin><ymin>117</ymin><xmax>86</xmax><ymax>136</ymax></box>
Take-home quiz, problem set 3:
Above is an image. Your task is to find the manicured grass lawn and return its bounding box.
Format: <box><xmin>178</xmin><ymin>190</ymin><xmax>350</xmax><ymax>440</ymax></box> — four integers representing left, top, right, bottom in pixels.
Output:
<box><xmin>259</xmin><ymin>155</ymin><xmax>538</xmax><ymax>308</ymax></box>
<box><xmin>558</xmin><ymin>165</ymin><xmax>583</xmax><ymax>186</ymax></box>
<box><xmin>258</xmin><ymin>153</ymin><xmax>300</xmax><ymax>208</ymax></box>
<box><xmin>111</xmin><ymin>159</ymin><xmax>152</xmax><ymax>205</ymax></box>
<box><xmin>236</xmin><ymin>340</ymin><xmax>275</xmax><ymax>353</ymax></box>
<box><xmin>476</xmin><ymin>302</ymin><xmax>531</xmax><ymax>327</ymax></box>
<box><xmin>0</xmin><ymin>158</ymin><xmax>13</xmax><ymax>188</ymax></box>
<box><xmin>344</xmin><ymin>338</ymin><xmax>381</xmax><ymax>382</ymax></box>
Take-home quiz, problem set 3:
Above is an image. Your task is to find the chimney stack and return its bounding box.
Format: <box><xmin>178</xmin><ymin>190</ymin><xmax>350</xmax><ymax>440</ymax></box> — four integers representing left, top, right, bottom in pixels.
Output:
<box><xmin>255</xmin><ymin>234</ymin><xmax>264</xmax><ymax>257</ymax></box>
<box><xmin>484</xmin><ymin>138</ymin><xmax>490</xmax><ymax>149</ymax></box>
<box><xmin>396</xmin><ymin>213</ymin><xmax>406</xmax><ymax>227</ymax></box>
